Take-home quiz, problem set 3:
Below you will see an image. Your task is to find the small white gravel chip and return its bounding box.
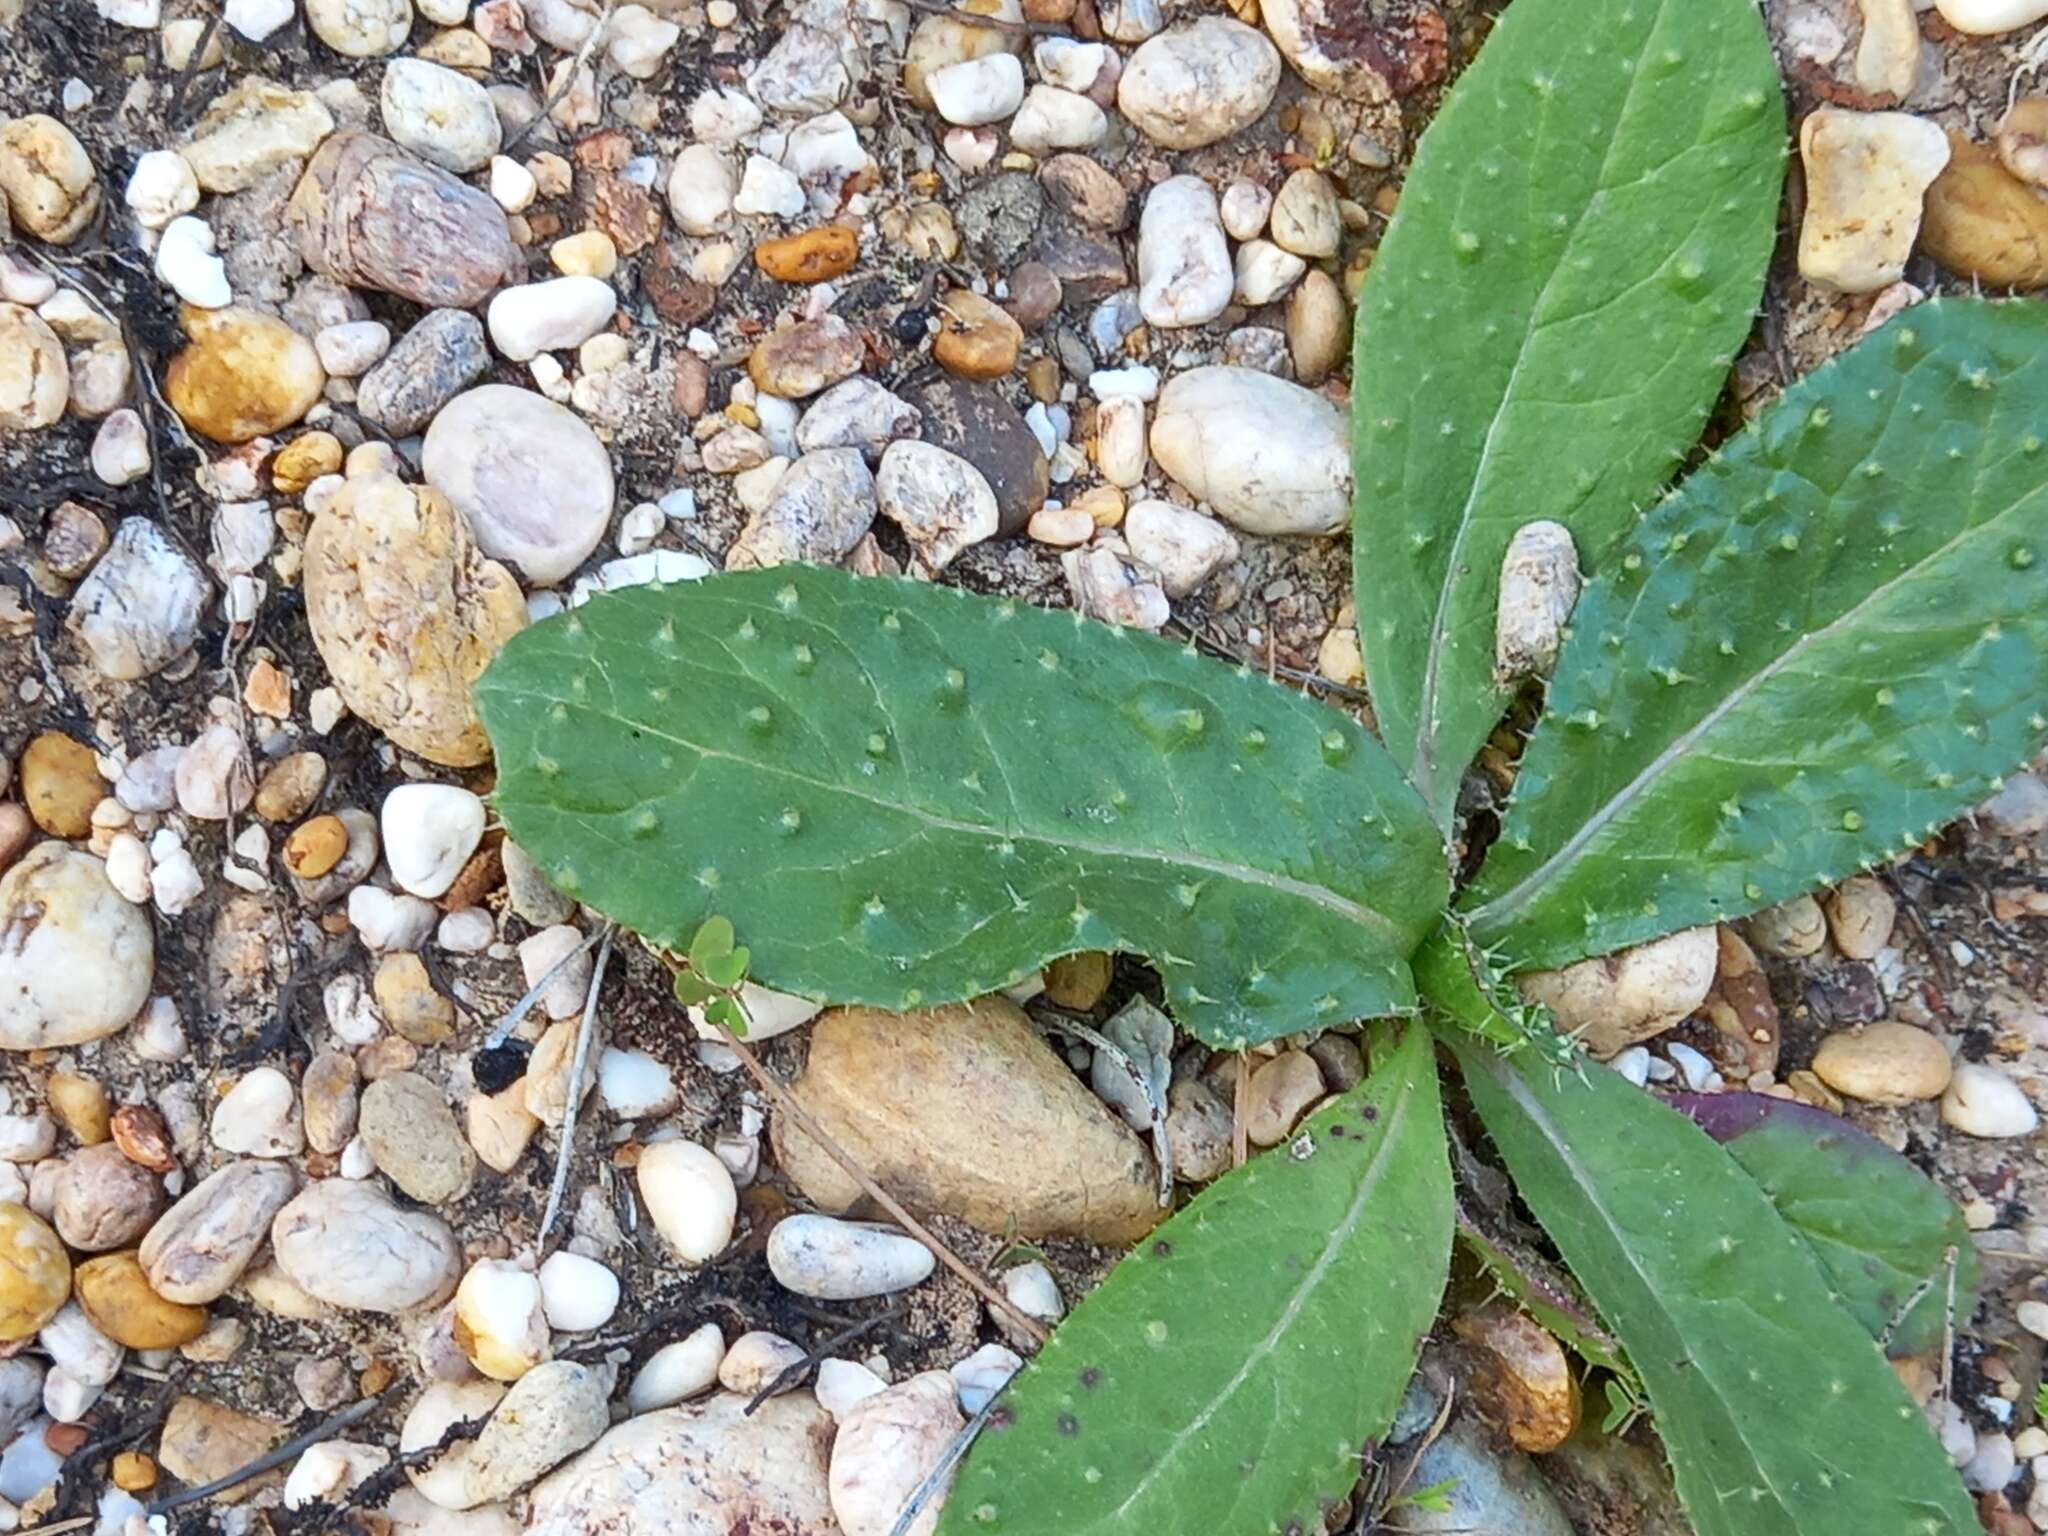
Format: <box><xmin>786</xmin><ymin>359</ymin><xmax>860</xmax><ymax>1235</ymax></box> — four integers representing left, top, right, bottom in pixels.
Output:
<box><xmin>626</xmin><ymin>1323</ymin><xmax>726</xmax><ymax>1412</ymax></box>
<box><xmin>949</xmin><ymin>1343</ymin><xmax>1022</xmax><ymax>1414</ymax></box>
<box><xmin>636</xmin><ymin>1139</ymin><xmax>737</xmax><ymax>1264</ymax></box>
<box><xmin>717</xmin><ymin>1330</ymin><xmax>807</xmax><ymax>1396</ymax></box>
<box><xmin>153</xmin><ymin>217</ymin><xmax>232</xmax><ymax>309</ymax></box>
<box><xmin>767</xmin><ymin>1214</ymin><xmax>936</xmax><ymax>1301</ymax></box>
<box><xmin>596</xmin><ymin>1047</ymin><xmax>677</xmax><ymax>1120</ymax></box>
<box><xmin>381</xmin><ymin>783</ymin><xmax>486</xmax><ymax>899</ymax></box>
<box><xmin>538</xmin><ymin>1251</ymin><xmax>619</xmax><ymax>1332</ymax></box>
<box><xmin>815</xmin><ymin>1357</ymin><xmax>888</xmax><ymax>1417</ymax></box>
<box><xmin>1941</xmin><ymin>1062</ymin><xmax>2040</xmax><ymax>1139</ymax></box>
<box><xmin>210</xmin><ymin>1065</ymin><xmax>304</xmax><ymax>1157</ymax></box>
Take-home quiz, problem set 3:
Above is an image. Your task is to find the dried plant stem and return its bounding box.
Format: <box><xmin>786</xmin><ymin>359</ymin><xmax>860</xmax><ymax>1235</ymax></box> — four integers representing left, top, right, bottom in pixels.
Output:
<box><xmin>539</xmin><ymin>925</ymin><xmax>615</xmax><ymax>1247</ymax></box>
<box><xmin>144</xmin><ymin>1393</ymin><xmax>385</xmax><ymax>1517</ymax></box>
<box><xmin>709</xmin><ymin>1020</ymin><xmax>1049</xmax><ymax>1347</ymax></box>
<box><xmin>882</xmin><ymin>1382</ymin><xmax>1012</xmax><ymax>1536</ymax></box>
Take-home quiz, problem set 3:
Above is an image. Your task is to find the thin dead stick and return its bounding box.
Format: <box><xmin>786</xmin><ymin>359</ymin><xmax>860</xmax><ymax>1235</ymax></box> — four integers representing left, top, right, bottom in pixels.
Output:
<box><xmin>1036</xmin><ymin>1014</ymin><xmax>1172</xmax><ymax>1207</ymax></box>
<box><xmin>503</xmin><ymin>0</ymin><xmax>620</xmax><ymax>154</ymax></box>
<box><xmin>15</xmin><ymin>1520</ymin><xmax>92</xmax><ymax>1536</ymax></box>
<box><xmin>539</xmin><ymin>925</ymin><xmax>615</xmax><ymax>1246</ymax></box>
<box><xmin>144</xmin><ymin>1393</ymin><xmax>384</xmax><ymax>1517</ymax></box>
<box><xmin>710</xmin><ymin>1021</ymin><xmax>1048</xmax><ymax>1347</ymax></box>
<box><xmin>883</xmin><ymin>1382</ymin><xmax>1013</xmax><ymax>1536</ymax></box>
<box><xmin>485</xmin><ymin>928</ymin><xmax>605</xmax><ymax>1051</ymax></box>
<box><xmin>745</xmin><ymin>1301</ymin><xmax>905</xmax><ymax>1414</ymax></box>
<box><xmin>1937</xmin><ymin>1244</ymin><xmax>1959</xmax><ymax>1413</ymax></box>
<box><xmin>1232</xmin><ymin>1052</ymin><xmax>1250</xmax><ymax>1168</ymax></box>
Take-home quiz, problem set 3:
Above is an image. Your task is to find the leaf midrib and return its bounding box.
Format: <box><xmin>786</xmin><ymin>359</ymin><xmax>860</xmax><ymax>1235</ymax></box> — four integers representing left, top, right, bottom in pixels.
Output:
<box><xmin>1404</xmin><ymin>0</ymin><xmax>1673</xmax><ymax>814</ymax></box>
<box><xmin>1107</xmin><ymin>1038</ymin><xmax>1420</xmax><ymax>1524</ymax></box>
<box><xmin>1464</xmin><ymin>473</ymin><xmax>2048</xmax><ymax>944</ymax></box>
<box><xmin>487</xmin><ymin>682</ymin><xmax>1412</xmax><ymax>947</ymax></box>
<box><xmin>1493</xmin><ymin>1061</ymin><xmax>1797</xmax><ymax>1532</ymax></box>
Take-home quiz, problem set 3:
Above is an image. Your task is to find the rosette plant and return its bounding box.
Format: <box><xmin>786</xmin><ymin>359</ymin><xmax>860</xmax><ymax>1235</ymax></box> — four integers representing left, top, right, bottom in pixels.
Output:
<box><xmin>479</xmin><ymin>0</ymin><xmax>2047</xmax><ymax>1529</ymax></box>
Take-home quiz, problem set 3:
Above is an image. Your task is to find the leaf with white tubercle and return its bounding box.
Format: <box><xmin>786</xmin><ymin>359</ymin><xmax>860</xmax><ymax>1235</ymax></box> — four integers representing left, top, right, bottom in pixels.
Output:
<box><xmin>1350</xmin><ymin>0</ymin><xmax>1785</xmax><ymax>827</ymax></box>
<box><xmin>1463</xmin><ymin>298</ymin><xmax>2048</xmax><ymax>971</ymax></box>
<box><xmin>475</xmin><ymin>567</ymin><xmax>1448</xmax><ymax>1049</ymax></box>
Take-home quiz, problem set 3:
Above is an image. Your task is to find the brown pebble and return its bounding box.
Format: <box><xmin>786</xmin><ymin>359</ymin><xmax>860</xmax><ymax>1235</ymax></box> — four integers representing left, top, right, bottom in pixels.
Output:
<box><xmin>283</xmin><ymin>814</ymin><xmax>349</xmax><ymax>879</ymax></box>
<box><xmin>164</xmin><ymin>306</ymin><xmax>326</xmax><ymax>446</ymax></box>
<box><xmin>1039</xmin><ymin>153</ymin><xmax>1128</xmax><ymax>230</ymax></box>
<box><xmin>439</xmin><ymin>841</ymin><xmax>502</xmax><ymax>912</ymax></box>
<box><xmin>756</xmin><ymin>225</ymin><xmax>860</xmax><ymax>284</ymax></box>
<box><xmin>254</xmin><ymin>751</ymin><xmax>327</xmax><ymax>822</ymax></box>
<box><xmin>360</xmin><ymin>1358</ymin><xmax>395</xmax><ymax>1395</ymax></box>
<box><xmin>934</xmin><ymin>290</ymin><xmax>1023</xmax><ymax>379</ymax></box>
<box><xmin>647</xmin><ymin>241</ymin><xmax>717</xmax><ymax>329</ymax></box>
<box><xmin>242</xmin><ymin>658</ymin><xmax>292</xmax><ymax>719</ymax></box>
<box><xmin>110</xmin><ymin>1451</ymin><xmax>156</xmax><ymax>1492</ymax></box>
<box><xmin>1024</xmin><ymin>355</ymin><xmax>1061</xmax><ymax>404</ymax></box>
<box><xmin>1044</xmin><ymin>952</ymin><xmax>1112</xmax><ymax>1010</ymax></box>
<box><xmin>42</xmin><ymin>502</ymin><xmax>108</xmax><ymax>579</ymax></box>
<box><xmin>358</xmin><ymin>1035</ymin><xmax>421</xmax><ymax>1080</ymax></box>
<box><xmin>373</xmin><ymin>953</ymin><xmax>455</xmax><ymax>1045</ymax></box>
<box><xmin>20</xmin><ymin>732</ymin><xmax>103</xmax><ymax>840</ymax></box>
<box><xmin>1003</xmin><ymin>262</ymin><xmax>1063</xmax><ymax>331</ymax></box>
<box><xmin>44</xmin><ymin>1423</ymin><xmax>87</xmax><ymax>1454</ymax></box>
<box><xmin>110</xmin><ymin>1105</ymin><xmax>179</xmax><ymax>1173</ymax></box>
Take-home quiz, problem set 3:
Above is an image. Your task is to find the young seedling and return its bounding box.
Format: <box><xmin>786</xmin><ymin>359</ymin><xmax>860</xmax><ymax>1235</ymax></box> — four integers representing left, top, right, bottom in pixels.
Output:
<box><xmin>478</xmin><ymin>0</ymin><xmax>2041</xmax><ymax>1530</ymax></box>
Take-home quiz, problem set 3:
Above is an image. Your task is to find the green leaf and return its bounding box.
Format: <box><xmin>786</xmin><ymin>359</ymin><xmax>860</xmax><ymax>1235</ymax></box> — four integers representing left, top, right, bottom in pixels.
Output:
<box><xmin>1351</xmin><ymin>0</ymin><xmax>1784</xmax><ymax>826</ymax></box>
<box><xmin>704</xmin><ymin>995</ymin><xmax>744</xmax><ymax>1035</ymax></box>
<box><xmin>476</xmin><ymin>567</ymin><xmax>1448</xmax><ymax>1048</ymax></box>
<box><xmin>937</xmin><ymin>1024</ymin><xmax>1452</xmax><ymax>1536</ymax></box>
<box><xmin>688</xmin><ymin>915</ymin><xmax>735</xmax><ymax>969</ymax></box>
<box><xmin>1463</xmin><ymin>299</ymin><xmax>2048</xmax><ymax>969</ymax></box>
<box><xmin>1422</xmin><ymin>939</ymin><xmax>1976</xmax><ymax>1536</ymax></box>
<box><xmin>700</xmin><ymin>947</ymin><xmax>750</xmax><ymax>990</ymax></box>
<box><xmin>670</xmin><ymin>971</ymin><xmax>717</xmax><ymax>1006</ymax></box>
<box><xmin>1670</xmin><ymin>1092</ymin><xmax>1979</xmax><ymax>1358</ymax></box>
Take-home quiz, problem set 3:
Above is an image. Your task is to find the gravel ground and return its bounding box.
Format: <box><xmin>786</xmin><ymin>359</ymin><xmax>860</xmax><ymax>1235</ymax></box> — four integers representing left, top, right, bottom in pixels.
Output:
<box><xmin>6</xmin><ymin>0</ymin><xmax>2048</xmax><ymax>1531</ymax></box>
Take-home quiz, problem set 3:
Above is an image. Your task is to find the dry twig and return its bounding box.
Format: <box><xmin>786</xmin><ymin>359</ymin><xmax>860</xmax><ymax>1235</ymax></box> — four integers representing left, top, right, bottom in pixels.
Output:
<box><xmin>503</xmin><ymin>0</ymin><xmax>620</xmax><ymax>154</ymax></box>
<box><xmin>539</xmin><ymin>924</ymin><xmax>615</xmax><ymax>1247</ymax></box>
<box><xmin>143</xmin><ymin>1393</ymin><xmax>385</xmax><ymax>1518</ymax></box>
<box><xmin>882</xmin><ymin>1382</ymin><xmax>1014</xmax><ymax>1536</ymax></box>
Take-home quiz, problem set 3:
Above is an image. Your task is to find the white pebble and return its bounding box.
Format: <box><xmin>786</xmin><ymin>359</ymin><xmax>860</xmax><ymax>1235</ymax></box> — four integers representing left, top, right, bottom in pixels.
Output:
<box><xmin>381</xmin><ymin>58</ymin><xmax>502</xmax><ymax>174</ymax></box>
<box><xmin>666</xmin><ymin>144</ymin><xmax>736</xmax><ymax>235</ymax></box>
<box><xmin>626</xmin><ymin>1323</ymin><xmax>725</xmax><ymax>1412</ymax></box>
<box><xmin>149</xmin><ymin>847</ymin><xmax>203</xmax><ymax>916</ymax></box>
<box><xmin>380</xmin><ymin>783</ymin><xmax>486</xmax><ymax>899</ymax></box>
<box><xmin>1001</xmin><ymin>1261</ymin><xmax>1062</xmax><ymax>1326</ymax></box>
<box><xmin>1137</xmin><ymin>175</ymin><xmax>1231</xmax><ymax>329</ymax></box>
<box><xmin>1665</xmin><ymin>1041</ymin><xmax>1721</xmax><ymax>1093</ymax></box>
<box><xmin>314</xmin><ymin>320</ymin><xmax>390</xmax><ymax>378</ymax></box>
<box><xmin>949</xmin><ymin>1342</ymin><xmax>1021</xmax><ymax>1413</ymax></box>
<box><xmin>815</xmin><ymin>1357</ymin><xmax>888</xmax><ymax>1417</ymax></box>
<box><xmin>436</xmin><ymin>907</ymin><xmax>494</xmax><ymax>953</ymax></box>
<box><xmin>767</xmin><ymin>1214</ymin><xmax>936</xmax><ymax>1301</ymax></box>
<box><xmin>347</xmin><ymin>886</ymin><xmax>439</xmax><ymax>952</ymax></box>
<box><xmin>124</xmin><ymin>151</ymin><xmax>198</xmax><ymax>231</ymax></box>
<box><xmin>596</xmin><ymin>1047</ymin><xmax>677</xmax><ymax>1120</ymax></box>
<box><xmin>90</xmin><ymin>410</ymin><xmax>151</xmax><ymax>487</ymax></box>
<box><xmin>133</xmin><ymin>997</ymin><xmax>187</xmax><ymax>1062</ymax></box>
<box><xmin>223</xmin><ymin>0</ymin><xmax>294</xmax><ymax>38</ymax></box>
<box><xmin>454</xmin><ymin>1259</ymin><xmax>549</xmax><ymax>1380</ymax></box>
<box><xmin>537</xmin><ymin>1251</ymin><xmax>619</xmax><ymax>1332</ymax></box>
<box><xmin>154</xmin><ymin>217</ymin><xmax>231</xmax><ymax>309</ymax></box>
<box><xmin>487</xmin><ymin>277</ymin><xmax>618</xmax><ymax>363</ymax></box>
<box><xmin>210</xmin><ymin>1066</ymin><xmax>304</xmax><ymax>1157</ymax></box>
<box><xmin>103</xmin><ymin>832</ymin><xmax>151</xmax><ymax>905</ymax></box>
<box><xmin>173</xmin><ymin>724</ymin><xmax>251</xmax><ymax>819</ymax></box>
<box><xmin>518</xmin><ymin>925</ymin><xmax>593</xmax><ymax>1021</ymax></box>
<box><xmin>490</xmin><ymin>155</ymin><xmax>538</xmax><ymax>213</ymax></box>
<box><xmin>0</xmin><ymin>1114</ymin><xmax>54</xmax><ymax>1163</ymax></box>
<box><xmin>1935</xmin><ymin>0</ymin><xmax>2048</xmax><ymax>34</ymax></box>
<box><xmin>927</xmin><ymin>54</ymin><xmax>1026</xmax><ymax>127</ymax></box>
<box><xmin>1941</xmin><ymin>1062</ymin><xmax>2040</xmax><ymax>1139</ymax></box>
<box><xmin>733</xmin><ymin>154</ymin><xmax>805</xmax><ymax>219</ymax></box>
<box><xmin>636</xmin><ymin>1140</ymin><xmax>736</xmax><ymax>1264</ymax></box>
<box><xmin>717</xmin><ymin>1330</ymin><xmax>806</xmax><ymax>1396</ymax></box>
<box><xmin>1610</xmin><ymin>1046</ymin><xmax>1652</xmax><ymax>1087</ymax></box>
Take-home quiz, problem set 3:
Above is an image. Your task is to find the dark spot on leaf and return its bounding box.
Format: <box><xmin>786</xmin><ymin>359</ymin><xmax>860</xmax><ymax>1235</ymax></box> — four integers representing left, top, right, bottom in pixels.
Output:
<box><xmin>1151</xmin><ymin>1240</ymin><xmax>1173</xmax><ymax>1258</ymax></box>
<box><xmin>1057</xmin><ymin>1413</ymin><xmax>1079</xmax><ymax>1437</ymax></box>
<box><xmin>1329</xmin><ymin>1123</ymin><xmax>1347</xmax><ymax>1137</ymax></box>
<box><xmin>1361</xmin><ymin>1105</ymin><xmax>1379</xmax><ymax>1121</ymax></box>
<box><xmin>1078</xmin><ymin>1366</ymin><xmax>1102</xmax><ymax>1388</ymax></box>
<box><xmin>1239</xmin><ymin>1459</ymin><xmax>1258</xmax><ymax>1478</ymax></box>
